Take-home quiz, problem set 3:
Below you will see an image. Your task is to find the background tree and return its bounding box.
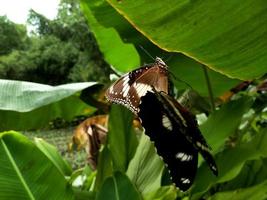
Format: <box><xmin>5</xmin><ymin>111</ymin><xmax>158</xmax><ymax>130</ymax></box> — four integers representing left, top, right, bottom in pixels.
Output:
<box><xmin>0</xmin><ymin>0</ymin><xmax>111</xmax><ymax>85</ymax></box>
<box><xmin>0</xmin><ymin>16</ymin><xmax>29</xmax><ymax>55</ymax></box>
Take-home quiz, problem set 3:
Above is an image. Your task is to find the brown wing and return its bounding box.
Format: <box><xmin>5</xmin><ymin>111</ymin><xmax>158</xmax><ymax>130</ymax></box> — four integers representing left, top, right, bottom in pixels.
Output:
<box><xmin>126</xmin><ymin>65</ymin><xmax>168</xmax><ymax>113</ymax></box>
<box><xmin>106</xmin><ymin>59</ymin><xmax>168</xmax><ymax>114</ymax></box>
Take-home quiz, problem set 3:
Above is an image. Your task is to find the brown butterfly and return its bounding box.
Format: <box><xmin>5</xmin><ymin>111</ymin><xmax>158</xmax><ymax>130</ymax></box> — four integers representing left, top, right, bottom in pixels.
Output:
<box><xmin>105</xmin><ymin>57</ymin><xmax>169</xmax><ymax>114</ymax></box>
<box><xmin>71</xmin><ymin>115</ymin><xmax>108</xmax><ymax>170</ymax></box>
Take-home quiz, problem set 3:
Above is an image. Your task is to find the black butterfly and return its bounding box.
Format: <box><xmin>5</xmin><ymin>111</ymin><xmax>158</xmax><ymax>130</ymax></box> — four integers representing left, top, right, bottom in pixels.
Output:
<box><xmin>138</xmin><ymin>90</ymin><xmax>218</xmax><ymax>191</ymax></box>
<box><xmin>105</xmin><ymin>57</ymin><xmax>169</xmax><ymax>114</ymax></box>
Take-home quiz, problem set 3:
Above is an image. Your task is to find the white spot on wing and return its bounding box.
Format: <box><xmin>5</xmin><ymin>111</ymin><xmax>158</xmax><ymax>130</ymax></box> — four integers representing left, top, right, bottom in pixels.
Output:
<box><xmin>122</xmin><ymin>76</ymin><xmax>130</xmax><ymax>86</ymax></box>
<box><xmin>162</xmin><ymin>115</ymin><xmax>172</xmax><ymax>130</ymax></box>
<box><xmin>122</xmin><ymin>84</ymin><xmax>130</xmax><ymax>97</ymax></box>
<box><xmin>196</xmin><ymin>141</ymin><xmax>209</xmax><ymax>151</ymax></box>
<box><xmin>175</xmin><ymin>152</ymin><xmax>193</xmax><ymax>161</ymax></box>
<box><xmin>108</xmin><ymin>85</ymin><xmax>114</xmax><ymax>95</ymax></box>
<box><xmin>134</xmin><ymin>83</ymin><xmax>152</xmax><ymax>98</ymax></box>
<box><xmin>181</xmin><ymin>178</ymin><xmax>190</xmax><ymax>184</ymax></box>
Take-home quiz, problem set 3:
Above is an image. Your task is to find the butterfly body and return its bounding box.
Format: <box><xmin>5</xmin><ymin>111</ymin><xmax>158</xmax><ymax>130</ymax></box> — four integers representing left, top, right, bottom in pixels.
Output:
<box><xmin>106</xmin><ymin>57</ymin><xmax>168</xmax><ymax>114</ymax></box>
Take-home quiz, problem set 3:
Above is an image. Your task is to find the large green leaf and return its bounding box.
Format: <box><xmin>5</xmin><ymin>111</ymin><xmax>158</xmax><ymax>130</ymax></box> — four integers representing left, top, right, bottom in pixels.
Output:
<box><xmin>143</xmin><ymin>186</ymin><xmax>177</xmax><ymax>200</ymax></box>
<box><xmin>208</xmin><ymin>179</ymin><xmax>267</xmax><ymax>200</ymax></box>
<box><xmin>73</xmin><ymin>188</ymin><xmax>95</xmax><ymax>200</ymax></box>
<box><xmin>169</xmin><ymin>54</ymin><xmax>240</xmax><ymax>97</ymax></box>
<box><xmin>200</xmin><ymin>96</ymin><xmax>253</xmax><ymax>152</ymax></box>
<box><xmin>34</xmin><ymin>138</ymin><xmax>72</xmax><ymax>176</ymax></box>
<box><xmin>0</xmin><ymin>79</ymin><xmax>96</xmax><ymax>112</ymax></box>
<box><xmin>107</xmin><ymin>0</ymin><xmax>267</xmax><ymax>79</ymax></box>
<box><xmin>94</xmin><ymin>146</ymin><xmax>113</xmax><ymax>191</ymax></box>
<box><xmin>96</xmin><ymin>171</ymin><xmax>141</xmax><ymax>200</ymax></box>
<box><xmin>0</xmin><ymin>95</ymin><xmax>95</xmax><ymax>131</ymax></box>
<box><xmin>81</xmin><ymin>0</ymin><xmax>241</xmax><ymax>98</ymax></box>
<box><xmin>108</xmin><ymin>105</ymin><xmax>138</xmax><ymax>172</ymax></box>
<box><xmin>80</xmin><ymin>0</ymin><xmax>140</xmax><ymax>72</ymax></box>
<box><xmin>0</xmin><ymin>131</ymin><xmax>74</xmax><ymax>200</ymax></box>
<box><xmin>222</xmin><ymin>158</ymin><xmax>267</xmax><ymax>190</ymax></box>
<box><xmin>126</xmin><ymin>134</ymin><xmax>165</xmax><ymax>195</ymax></box>
<box><xmin>191</xmin><ymin>128</ymin><xmax>267</xmax><ymax>198</ymax></box>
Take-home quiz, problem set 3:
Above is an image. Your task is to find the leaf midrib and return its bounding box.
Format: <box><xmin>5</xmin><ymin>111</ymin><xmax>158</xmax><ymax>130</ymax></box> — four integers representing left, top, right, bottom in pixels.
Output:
<box><xmin>1</xmin><ymin>140</ymin><xmax>35</xmax><ymax>200</ymax></box>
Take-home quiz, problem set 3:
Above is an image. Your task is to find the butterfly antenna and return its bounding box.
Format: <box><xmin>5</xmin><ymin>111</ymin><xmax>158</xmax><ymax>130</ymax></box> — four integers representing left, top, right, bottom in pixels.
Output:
<box><xmin>139</xmin><ymin>45</ymin><xmax>155</xmax><ymax>61</ymax></box>
<box><xmin>165</xmin><ymin>54</ymin><xmax>173</xmax><ymax>63</ymax></box>
<box><xmin>169</xmin><ymin>71</ymin><xmax>193</xmax><ymax>90</ymax></box>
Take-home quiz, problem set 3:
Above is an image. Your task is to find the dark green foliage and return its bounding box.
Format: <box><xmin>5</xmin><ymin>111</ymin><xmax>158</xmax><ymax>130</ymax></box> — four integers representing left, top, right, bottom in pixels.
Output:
<box><xmin>0</xmin><ymin>131</ymin><xmax>74</xmax><ymax>200</ymax></box>
<box><xmin>0</xmin><ymin>0</ymin><xmax>111</xmax><ymax>85</ymax></box>
<box><xmin>96</xmin><ymin>172</ymin><xmax>141</xmax><ymax>200</ymax></box>
<box><xmin>0</xmin><ymin>16</ymin><xmax>29</xmax><ymax>55</ymax></box>
<box><xmin>0</xmin><ymin>36</ymin><xmax>79</xmax><ymax>84</ymax></box>
<box><xmin>108</xmin><ymin>105</ymin><xmax>138</xmax><ymax>172</ymax></box>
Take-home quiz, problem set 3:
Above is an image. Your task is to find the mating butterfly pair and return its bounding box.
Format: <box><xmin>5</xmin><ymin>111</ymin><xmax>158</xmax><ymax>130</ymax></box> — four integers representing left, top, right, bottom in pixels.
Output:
<box><xmin>105</xmin><ymin>57</ymin><xmax>218</xmax><ymax>191</ymax></box>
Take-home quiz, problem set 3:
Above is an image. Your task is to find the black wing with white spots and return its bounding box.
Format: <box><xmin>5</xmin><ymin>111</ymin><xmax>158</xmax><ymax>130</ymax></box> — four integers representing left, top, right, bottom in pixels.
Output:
<box><xmin>105</xmin><ymin>57</ymin><xmax>168</xmax><ymax>114</ymax></box>
<box><xmin>157</xmin><ymin>91</ymin><xmax>218</xmax><ymax>176</ymax></box>
<box><xmin>138</xmin><ymin>91</ymin><xmax>218</xmax><ymax>191</ymax></box>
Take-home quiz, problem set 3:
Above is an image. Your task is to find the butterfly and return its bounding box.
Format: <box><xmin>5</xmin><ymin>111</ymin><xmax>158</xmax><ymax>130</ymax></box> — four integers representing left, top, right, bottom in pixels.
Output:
<box><xmin>71</xmin><ymin>115</ymin><xmax>108</xmax><ymax>170</ymax></box>
<box><xmin>105</xmin><ymin>57</ymin><xmax>169</xmax><ymax>114</ymax></box>
<box><xmin>138</xmin><ymin>90</ymin><xmax>218</xmax><ymax>191</ymax></box>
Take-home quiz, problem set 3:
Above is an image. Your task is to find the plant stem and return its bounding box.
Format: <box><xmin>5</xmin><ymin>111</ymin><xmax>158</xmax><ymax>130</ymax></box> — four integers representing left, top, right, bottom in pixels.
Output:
<box><xmin>202</xmin><ymin>65</ymin><xmax>215</xmax><ymax>112</ymax></box>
